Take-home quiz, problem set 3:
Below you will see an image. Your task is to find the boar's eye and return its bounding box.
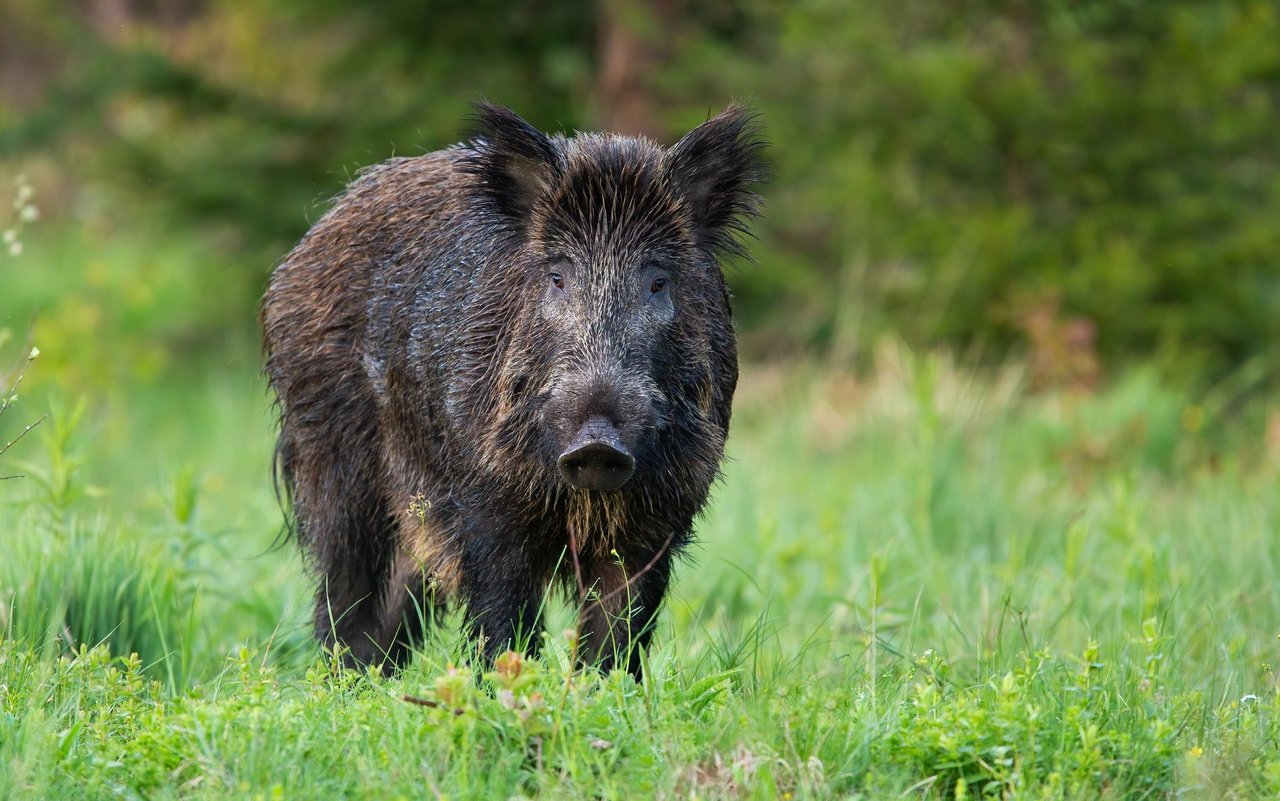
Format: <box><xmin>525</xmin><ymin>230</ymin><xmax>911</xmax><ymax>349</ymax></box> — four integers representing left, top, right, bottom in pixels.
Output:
<box><xmin>650</xmin><ymin>276</ymin><xmax>668</xmax><ymax>295</ymax></box>
<box><xmin>549</xmin><ymin>272</ymin><xmax>565</xmax><ymax>290</ymax></box>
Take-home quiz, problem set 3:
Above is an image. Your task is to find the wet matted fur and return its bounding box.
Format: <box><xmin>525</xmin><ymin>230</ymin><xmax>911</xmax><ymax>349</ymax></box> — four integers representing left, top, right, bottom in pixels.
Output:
<box><xmin>262</xmin><ymin>104</ymin><xmax>765</xmax><ymax>678</ymax></box>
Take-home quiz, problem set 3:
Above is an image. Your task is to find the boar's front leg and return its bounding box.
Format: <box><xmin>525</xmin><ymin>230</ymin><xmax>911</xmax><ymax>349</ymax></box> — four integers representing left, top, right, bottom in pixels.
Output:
<box><xmin>577</xmin><ymin>543</ymin><xmax>674</xmax><ymax>681</ymax></box>
<box><xmin>372</xmin><ymin>548</ymin><xmax>449</xmax><ymax>673</ymax></box>
<box><xmin>459</xmin><ymin>516</ymin><xmax>549</xmax><ymax>664</ymax></box>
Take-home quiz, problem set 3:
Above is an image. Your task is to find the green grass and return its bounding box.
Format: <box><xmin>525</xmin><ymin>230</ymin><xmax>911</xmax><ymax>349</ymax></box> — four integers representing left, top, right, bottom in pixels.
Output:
<box><xmin>3</xmin><ymin>232</ymin><xmax>1280</xmax><ymax>798</ymax></box>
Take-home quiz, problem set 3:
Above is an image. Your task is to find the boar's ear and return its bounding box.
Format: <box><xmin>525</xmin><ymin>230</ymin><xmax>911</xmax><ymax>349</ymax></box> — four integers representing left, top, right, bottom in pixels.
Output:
<box><xmin>664</xmin><ymin>105</ymin><xmax>767</xmax><ymax>258</ymax></box>
<box><xmin>463</xmin><ymin>103</ymin><xmax>563</xmax><ymax>235</ymax></box>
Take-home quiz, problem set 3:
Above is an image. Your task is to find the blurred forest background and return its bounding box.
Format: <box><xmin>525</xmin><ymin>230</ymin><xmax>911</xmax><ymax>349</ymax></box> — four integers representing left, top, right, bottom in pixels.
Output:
<box><xmin>2</xmin><ymin>0</ymin><xmax>1279</xmax><ymax>385</ymax></box>
<box><xmin>6</xmin><ymin>5</ymin><xmax>1280</xmax><ymax>794</ymax></box>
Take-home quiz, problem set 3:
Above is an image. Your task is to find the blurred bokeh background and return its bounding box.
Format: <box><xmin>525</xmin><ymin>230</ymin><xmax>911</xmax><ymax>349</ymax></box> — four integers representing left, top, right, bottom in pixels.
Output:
<box><xmin>3</xmin><ymin>0</ymin><xmax>1278</xmax><ymax>388</ymax></box>
<box><xmin>4</xmin><ymin>12</ymin><xmax>1280</xmax><ymax>792</ymax></box>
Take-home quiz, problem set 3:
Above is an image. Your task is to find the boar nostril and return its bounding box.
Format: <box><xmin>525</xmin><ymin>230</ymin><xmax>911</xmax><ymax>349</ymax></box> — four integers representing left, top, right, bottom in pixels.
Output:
<box><xmin>558</xmin><ymin>443</ymin><xmax>635</xmax><ymax>491</ymax></box>
<box><xmin>558</xmin><ymin>417</ymin><xmax>635</xmax><ymax>491</ymax></box>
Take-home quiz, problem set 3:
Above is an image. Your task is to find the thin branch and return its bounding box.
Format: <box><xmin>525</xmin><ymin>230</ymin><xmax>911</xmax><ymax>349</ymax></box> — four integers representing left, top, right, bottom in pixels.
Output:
<box><xmin>597</xmin><ymin>528</ymin><xmax>678</xmax><ymax>605</ymax></box>
<box><xmin>400</xmin><ymin>695</ymin><xmax>464</xmax><ymax>715</ymax></box>
<box><xmin>0</xmin><ymin>412</ymin><xmax>47</xmax><ymax>457</ymax></box>
<box><xmin>0</xmin><ymin>345</ymin><xmax>38</xmax><ymax>419</ymax></box>
<box><xmin>567</xmin><ymin>522</ymin><xmax>586</xmax><ymax>600</ymax></box>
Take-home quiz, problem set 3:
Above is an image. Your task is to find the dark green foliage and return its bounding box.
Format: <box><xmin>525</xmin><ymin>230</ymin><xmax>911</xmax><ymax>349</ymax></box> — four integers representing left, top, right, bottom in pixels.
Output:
<box><xmin>2</xmin><ymin>0</ymin><xmax>1278</xmax><ymax>371</ymax></box>
<box><xmin>695</xmin><ymin>0</ymin><xmax>1280</xmax><ymax>372</ymax></box>
<box><xmin>1</xmin><ymin>0</ymin><xmax>594</xmax><ymax>258</ymax></box>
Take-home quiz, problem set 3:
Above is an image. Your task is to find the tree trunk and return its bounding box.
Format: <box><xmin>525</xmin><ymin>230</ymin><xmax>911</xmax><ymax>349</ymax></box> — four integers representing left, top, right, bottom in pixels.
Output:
<box><xmin>595</xmin><ymin>0</ymin><xmax>676</xmax><ymax>139</ymax></box>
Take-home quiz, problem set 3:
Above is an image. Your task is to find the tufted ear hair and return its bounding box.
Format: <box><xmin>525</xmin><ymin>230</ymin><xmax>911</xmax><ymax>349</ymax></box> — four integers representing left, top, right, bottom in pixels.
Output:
<box><xmin>463</xmin><ymin>103</ymin><xmax>563</xmax><ymax>234</ymax></box>
<box><xmin>664</xmin><ymin>105</ymin><xmax>767</xmax><ymax>258</ymax></box>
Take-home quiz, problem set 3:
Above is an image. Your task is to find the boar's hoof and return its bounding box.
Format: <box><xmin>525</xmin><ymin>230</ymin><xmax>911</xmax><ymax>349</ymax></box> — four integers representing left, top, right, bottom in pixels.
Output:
<box><xmin>558</xmin><ymin>418</ymin><xmax>635</xmax><ymax>490</ymax></box>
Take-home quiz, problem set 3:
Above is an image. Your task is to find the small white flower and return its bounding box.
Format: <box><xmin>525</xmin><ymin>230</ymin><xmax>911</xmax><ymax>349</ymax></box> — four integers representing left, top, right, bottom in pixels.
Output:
<box><xmin>2</xmin><ymin>229</ymin><xmax>14</xmax><ymax>244</ymax></box>
<box><xmin>28</xmin><ymin>346</ymin><xmax>40</xmax><ymax>359</ymax></box>
<box><xmin>1242</xmin><ymin>694</ymin><xmax>1259</xmax><ymax>704</ymax></box>
<box><xmin>18</xmin><ymin>205</ymin><xmax>38</xmax><ymax>223</ymax></box>
<box><xmin>7</xmin><ymin>240</ymin><xmax>22</xmax><ymax>257</ymax></box>
<box><xmin>15</xmin><ymin>184</ymin><xmax>33</xmax><ymax>205</ymax></box>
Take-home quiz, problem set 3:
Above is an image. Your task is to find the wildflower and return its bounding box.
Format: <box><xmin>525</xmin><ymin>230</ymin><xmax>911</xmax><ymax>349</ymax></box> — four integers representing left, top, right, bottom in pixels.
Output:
<box><xmin>494</xmin><ymin>650</ymin><xmax>524</xmax><ymax>683</ymax></box>
<box><xmin>406</xmin><ymin>492</ymin><xmax>431</xmax><ymax>523</ymax></box>
<box><xmin>497</xmin><ymin>689</ymin><xmax>517</xmax><ymax>710</ymax></box>
<box><xmin>435</xmin><ymin>664</ymin><xmax>468</xmax><ymax>707</ymax></box>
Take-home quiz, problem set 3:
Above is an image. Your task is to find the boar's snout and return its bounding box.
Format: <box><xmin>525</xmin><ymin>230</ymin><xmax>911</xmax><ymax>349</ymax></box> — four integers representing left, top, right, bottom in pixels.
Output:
<box><xmin>557</xmin><ymin>416</ymin><xmax>636</xmax><ymax>491</ymax></box>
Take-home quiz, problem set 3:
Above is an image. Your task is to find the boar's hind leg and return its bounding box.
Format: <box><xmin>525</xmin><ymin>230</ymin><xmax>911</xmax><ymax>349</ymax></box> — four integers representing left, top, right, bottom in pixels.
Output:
<box><xmin>309</xmin><ymin>500</ymin><xmax>399</xmax><ymax>670</ymax></box>
<box><xmin>285</xmin><ymin>423</ymin><xmax>398</xmax><ymax>671</ymax></box>
<box><xmin>577</xmin><ymin>544</ymin><xmax>674</xmax><ymax>682</ymax></box>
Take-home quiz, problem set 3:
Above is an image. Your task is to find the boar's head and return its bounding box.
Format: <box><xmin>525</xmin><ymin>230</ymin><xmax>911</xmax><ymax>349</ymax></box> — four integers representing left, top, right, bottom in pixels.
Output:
<box><xmin>464</xmin><ymin>104</ymin><xmax>765</xmax><ymax>492</ymax></box>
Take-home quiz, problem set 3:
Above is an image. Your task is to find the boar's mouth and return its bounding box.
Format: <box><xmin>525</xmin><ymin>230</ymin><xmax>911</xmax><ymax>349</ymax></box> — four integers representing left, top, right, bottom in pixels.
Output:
<box><xmin>557</xmin><ymin>416</ymin><xmax>636</xmax><ymax>491</ymax></box>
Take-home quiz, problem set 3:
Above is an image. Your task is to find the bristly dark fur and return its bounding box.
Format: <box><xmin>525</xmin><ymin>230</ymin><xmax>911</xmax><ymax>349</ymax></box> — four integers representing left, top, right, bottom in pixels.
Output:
<box><xmin>665</xmin><ymin>106</ymin><xmax>768</xmax><ymax>259</ymax></box>
<box><xmin>461</xmin><ymin>103</ymin><xmax>567</xmax><ymax>234</ymax></box>
<box><xmin>261</xmin><ymin>103</ymin><xmax>766</xmax><ymax>679</ymax></box>
<box><xmin>266</xmin><ymin>437</ymin><xmax>296</xmax><ymax>551</ymax></box>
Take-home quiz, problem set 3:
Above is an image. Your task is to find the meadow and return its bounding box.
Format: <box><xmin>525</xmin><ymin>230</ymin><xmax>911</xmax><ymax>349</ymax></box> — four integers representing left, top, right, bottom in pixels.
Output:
<box><xmin>3</xmin><ymin>231</ymin><xmax>1280</xmax><ymax>799</ymax></box>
